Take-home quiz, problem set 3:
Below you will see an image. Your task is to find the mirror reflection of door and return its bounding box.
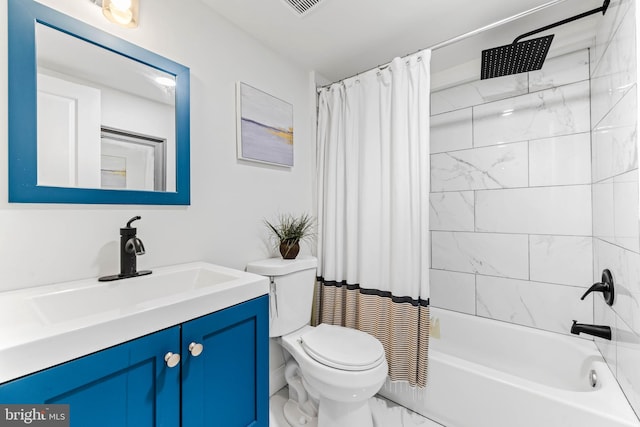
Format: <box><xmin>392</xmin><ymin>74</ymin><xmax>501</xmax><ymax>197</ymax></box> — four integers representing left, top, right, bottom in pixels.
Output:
<box><xmin>100</xmin><ymin>127</ymin><xmax>166</xmax><ymax>191</ymax></box>
<box><xmin>37</xmin><ymin>74</ymin><xmax>101</xmax><ymax>188</ymax></box>
<box><xmin>35</xmin><ymin>22</ymin><xmax>176</xmax><ymax>193</ymax></box>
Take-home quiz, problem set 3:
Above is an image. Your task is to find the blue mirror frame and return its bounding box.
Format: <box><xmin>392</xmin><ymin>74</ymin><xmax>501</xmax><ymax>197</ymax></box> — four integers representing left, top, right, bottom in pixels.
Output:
<box><xmin>8</xmin><ymin>0</ymin><xmax>191</xmax><ymax>205</ymax></box>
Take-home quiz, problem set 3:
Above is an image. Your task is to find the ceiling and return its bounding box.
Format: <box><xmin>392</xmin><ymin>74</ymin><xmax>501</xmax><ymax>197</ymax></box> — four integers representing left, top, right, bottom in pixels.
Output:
<box><xmin>199</xmin><ymin>0</ymin><xmax>604</xmax><ymax>88</ymax></box>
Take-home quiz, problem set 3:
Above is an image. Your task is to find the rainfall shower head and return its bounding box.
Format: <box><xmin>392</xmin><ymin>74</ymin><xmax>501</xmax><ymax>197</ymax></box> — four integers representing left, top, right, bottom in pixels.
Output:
<box><xmin>481</xmin><ymin>0</ymin><xmax>610</xmax><ymax>80</ymax></box>
<box><xmin>481</xmin><ymin>35</ymin><xmax>554</xmax><ymax>80</ymax></box>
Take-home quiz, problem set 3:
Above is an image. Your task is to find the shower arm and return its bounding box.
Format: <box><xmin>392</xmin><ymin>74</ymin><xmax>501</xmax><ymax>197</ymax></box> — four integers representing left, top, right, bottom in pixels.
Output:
<box><xmin>513</xmin><ymin>0</ymin><xmax>610</xmax><ymax>43</ymax></box>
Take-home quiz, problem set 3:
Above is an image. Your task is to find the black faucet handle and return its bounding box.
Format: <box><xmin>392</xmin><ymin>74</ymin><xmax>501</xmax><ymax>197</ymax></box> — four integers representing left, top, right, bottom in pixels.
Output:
<box><xmin>126</xmin><ymin>216</ymin><xmax>142</xmax><ymax>228</ymax></box>
<box><xmin>580</xmin><ymin>282</ymin><xmax>608</xmax><ymax>300</ymax></box>
<box><xmin>580</xmin><ymin>269</ymin><xmax>615</xmax><ymax>306</ymax></box>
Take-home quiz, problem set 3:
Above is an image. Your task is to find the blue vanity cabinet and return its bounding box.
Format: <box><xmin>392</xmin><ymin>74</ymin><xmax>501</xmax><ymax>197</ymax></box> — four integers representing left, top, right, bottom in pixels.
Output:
<box><xmin>181</xmin><ymin>295</ymin><xmax>269</xmax><ymax>427</ymax></box>
<box><xmin>0</xmin><ymin>326</ymin><xmax>181</xmax><ymax>426</ymax></box>
<box><xmin>0</xmin><ymin>295</ymin><xmax>268</xmax><ymax>426</ymax></box>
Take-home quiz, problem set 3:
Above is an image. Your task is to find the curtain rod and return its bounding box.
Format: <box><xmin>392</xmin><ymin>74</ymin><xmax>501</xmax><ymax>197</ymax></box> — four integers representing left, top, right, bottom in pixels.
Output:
<box><xmin>317</xmin><ymin>0</ymin><xmax>569</xmax><ymax>90</ymax></box>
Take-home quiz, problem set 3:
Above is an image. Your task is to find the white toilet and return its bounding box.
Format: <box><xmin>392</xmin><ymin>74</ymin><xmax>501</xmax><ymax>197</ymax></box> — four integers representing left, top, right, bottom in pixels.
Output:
<box><xmin>246</xmin><ymin>256</ymin><xmax>388</xmax><ymax>427</ymax></box>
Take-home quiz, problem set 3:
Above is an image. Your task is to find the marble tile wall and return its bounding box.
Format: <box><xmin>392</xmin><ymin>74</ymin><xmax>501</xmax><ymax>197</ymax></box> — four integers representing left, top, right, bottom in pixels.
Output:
<box><xmin>429</xmin><ymin>0</ymin><xmax>640</xmax><ymax>419</ymax></box>
<box><xmin>590</xmin><ymin>0</ymin><xmax>640</xmax><ymax>417</ymax></box>
<box><xmin>430</xmin><ymin>48</ymin><xmax>594</xmax><ymax>336</ymax></box>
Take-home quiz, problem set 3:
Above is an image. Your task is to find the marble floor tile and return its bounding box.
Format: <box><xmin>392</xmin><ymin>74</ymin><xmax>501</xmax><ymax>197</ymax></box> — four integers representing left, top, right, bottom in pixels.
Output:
<box><xmin>269</xmin><ymin>387</ymin><xmax>442</xmax><ymax>427</ymax></box>
<box><xmin>370</xmin><ymin>395</ymin><xmax>443</xmax><ymax>427</ymax></box>
<box><xmin>269</xmin><ymin>387</ymin><xmax>291</xmax><ymax>427</ymax></box>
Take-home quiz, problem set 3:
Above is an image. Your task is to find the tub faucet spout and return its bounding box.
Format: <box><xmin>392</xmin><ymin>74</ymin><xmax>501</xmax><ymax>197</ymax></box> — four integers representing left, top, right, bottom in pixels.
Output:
<box><xmin>571</xmin><ymin>320</ymin><xmax>611</xmax><ymax>340</ymax></box>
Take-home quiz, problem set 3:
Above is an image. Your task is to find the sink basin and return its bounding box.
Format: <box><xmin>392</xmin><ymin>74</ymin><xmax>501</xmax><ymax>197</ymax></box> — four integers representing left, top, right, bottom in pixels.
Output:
<box><xmin>32</xmin><ymin>264</ymin><xmax>241</xmax><ymax>323</ymax></box>
<box><xmin>0</xmin><ymin>261</ymin><xmax>269</xmax><ymax>384</ymax></box>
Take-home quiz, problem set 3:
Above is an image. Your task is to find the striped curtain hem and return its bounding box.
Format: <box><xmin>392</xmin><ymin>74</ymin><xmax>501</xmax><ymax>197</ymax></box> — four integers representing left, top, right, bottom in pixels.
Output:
<box><xmin>312</xmin><ymin>278</ymin><xmax>430</xmax><ymax>388</ymax></box>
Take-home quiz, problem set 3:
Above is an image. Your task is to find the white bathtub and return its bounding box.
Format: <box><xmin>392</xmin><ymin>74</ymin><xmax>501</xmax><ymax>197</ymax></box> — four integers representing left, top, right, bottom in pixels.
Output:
<box><xmin>379</xmin><ymin>307</ymin><xmax>640</xmax><ymax>427</ymax></box>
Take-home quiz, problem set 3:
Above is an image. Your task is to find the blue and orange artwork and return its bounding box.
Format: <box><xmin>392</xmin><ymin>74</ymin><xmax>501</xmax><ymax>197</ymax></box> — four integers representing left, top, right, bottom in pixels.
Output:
<box><xmin>238</xmin><ymin>83</ymin><xmax>293</xmax><ymax>167</ymax></box>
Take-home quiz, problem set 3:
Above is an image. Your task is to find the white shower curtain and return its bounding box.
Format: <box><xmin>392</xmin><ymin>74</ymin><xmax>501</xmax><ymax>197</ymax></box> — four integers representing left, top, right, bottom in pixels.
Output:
<box><xmin>315</xmin><ymin>50</ymin><xmax>431</xmax><ymax>387</ymax></box>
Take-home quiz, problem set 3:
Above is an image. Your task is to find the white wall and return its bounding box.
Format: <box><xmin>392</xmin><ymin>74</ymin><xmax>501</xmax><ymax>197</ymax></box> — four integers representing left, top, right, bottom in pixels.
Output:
<box><xmin>0</xmin><ymin>0</ymin><xmax>316</xmax><ymax>290</ymax></box>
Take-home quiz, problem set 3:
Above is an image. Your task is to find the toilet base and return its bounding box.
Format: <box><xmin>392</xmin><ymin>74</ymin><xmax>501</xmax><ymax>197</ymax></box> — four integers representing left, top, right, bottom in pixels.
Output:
<box><xmin>283</xmin><ymin>395</ymin><xmax>374</xmax><ymax>427</ymax></box>
<box><xmin>317</xmin><ymin>397</ymin><xmax>374</xmax><ymax>427</ymax></box>
<box><xmin>284</xmin><ymin>399</ymin><xmax>318</xmax><ymax>427</ymax></box>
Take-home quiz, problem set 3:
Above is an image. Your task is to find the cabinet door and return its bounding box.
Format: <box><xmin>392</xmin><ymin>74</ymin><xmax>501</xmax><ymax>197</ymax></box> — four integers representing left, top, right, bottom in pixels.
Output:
<box><xmin>0</xmin><ymin>327</ymin><xmax>181</xmax><ymax>427</ymax></box>
<box><xmin>181</xmin><ymin>295</ymin><xmax>268</xmax><ymax>427</ymax></box>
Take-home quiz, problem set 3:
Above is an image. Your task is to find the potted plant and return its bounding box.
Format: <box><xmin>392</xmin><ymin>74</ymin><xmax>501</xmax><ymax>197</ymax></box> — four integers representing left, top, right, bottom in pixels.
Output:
<box><xmin>265</xmin><ymin>213</ymin><xmax>315</xmax><ymax>259</ymax></box>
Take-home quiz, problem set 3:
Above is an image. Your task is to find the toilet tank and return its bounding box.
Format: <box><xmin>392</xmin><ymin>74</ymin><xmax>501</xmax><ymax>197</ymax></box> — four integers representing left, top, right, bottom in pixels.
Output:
<box><xmin>246</xmin><ymin>256</ymin><xmax>317</xmax><ymax>338</ymax></box>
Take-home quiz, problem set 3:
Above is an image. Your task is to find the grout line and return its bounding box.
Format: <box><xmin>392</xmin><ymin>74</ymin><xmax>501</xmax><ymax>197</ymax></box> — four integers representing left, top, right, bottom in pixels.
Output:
<box><xmin>592</xmin><ymin>167</ymin><xmax>640</xmax><ymax>185</ymax></box>
<box><xmin>430</xmin><ymin>267</ymin><xmax>593</xmax><ymax>290</ymax></box>
<box><xmin>431</xmin><ymin>183</ymin><xmax>593</xmax><ymax>193</ymax></box>
<box><xmin>431</xmin><ymin>76</ymin><xmax>590</xmax><ymax>117</ymax></box>
<box><xmin>526</xmin><ymin>139</ymin><xmax>531</xmax><ymax>188</ymax></box>
<box><xmin>429</xmin><ymin>230</ymin><xmax>433</xmax><ymax>272</ymax></box>
<box><xmin>591</xmin><ymin>83</ymin><xmax>637</xmax><ymax>131</ymax></box>
<box><xmin>474</xmin><ymin>273</ymin><xmax>477</xmax><ymax>316</ymax></box>
<box><xmin>527</xmin><ymin>234</ymin><xmax>531</xmax><ymax>281</ymax></box>
<box><xmin>430</xmin><ymin>130</ymin><xmax>592</xmax><ymax>156</ymax></box>
<box><xmin>431</xmin><ymin>229</ymin><xmax>592</xmax><ymax>238</ymax></box>
<box><xmin>472</xmin><ymin>190</ymin><xmax>476</xmax><ymax>232</ymax></box>
<box><xmin>594</xmin><ymin>236</ymin><xmax>640</xmax><ymax>257</ymax></box>
<box><xmin>470</xmin><ymin>105</ymin><xmax>475</xmax><ymax>148</ymax></box>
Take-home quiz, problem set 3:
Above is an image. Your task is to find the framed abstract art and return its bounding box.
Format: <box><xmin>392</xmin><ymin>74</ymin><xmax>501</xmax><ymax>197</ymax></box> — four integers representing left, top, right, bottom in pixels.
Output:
<box><xmin>236</xmin><ymin>82</ymin><xmax>294</xmax><ymax>167</ymax></box>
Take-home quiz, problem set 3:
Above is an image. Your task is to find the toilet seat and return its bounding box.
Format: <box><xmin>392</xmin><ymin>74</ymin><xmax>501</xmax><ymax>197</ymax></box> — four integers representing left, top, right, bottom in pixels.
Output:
<box><xmin>300</xmin><ymin>324</ymin><xmax>385</xmax><ymax>371</ymax></box>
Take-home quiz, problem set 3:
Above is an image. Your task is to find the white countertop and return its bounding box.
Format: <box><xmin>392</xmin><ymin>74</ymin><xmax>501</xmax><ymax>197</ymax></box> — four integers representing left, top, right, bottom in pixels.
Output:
<box><xmin>0</xmin><ymin>262</ymin><xmax>268</xmax><ymax>383</ymax></box>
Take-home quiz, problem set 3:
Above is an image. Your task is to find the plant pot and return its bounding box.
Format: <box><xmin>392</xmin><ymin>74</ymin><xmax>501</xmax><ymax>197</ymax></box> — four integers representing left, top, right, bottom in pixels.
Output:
<box><xmin>279</xmin><ymin>242</ymin><xmax>300</xmax><ymax>259</ymax></box>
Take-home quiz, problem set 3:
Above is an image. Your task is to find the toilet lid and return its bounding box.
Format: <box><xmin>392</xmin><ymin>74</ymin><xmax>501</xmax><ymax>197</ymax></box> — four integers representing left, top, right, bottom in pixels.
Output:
<box><xmin>300</xmin><ymin>324</ymin><xmax>385</xmax><ymax>371</ymax></box>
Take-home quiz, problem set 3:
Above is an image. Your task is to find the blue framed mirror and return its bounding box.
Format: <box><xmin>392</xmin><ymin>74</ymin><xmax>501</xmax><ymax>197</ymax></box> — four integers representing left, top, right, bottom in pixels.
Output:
<box><xmin>8</xmin><ymin>0</ymin><xmax>190</xmax><ymax>205</ymax></box>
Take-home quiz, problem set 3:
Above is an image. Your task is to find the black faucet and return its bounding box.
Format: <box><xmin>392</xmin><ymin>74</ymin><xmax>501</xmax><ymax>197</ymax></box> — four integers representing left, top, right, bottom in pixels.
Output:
<box><xmin>580</xmin><ymin>269</ymin><xmax>615</xmax><ymax>306</ymax></box>
<box><xmin>99</xmin><ymin>216</ymin><xmax>152</xmax><ymax>282</ymax></box>
<box><xmin>571</xmin><ymin>320</ymin><xmax>612</xmax><ymax>340</ymax></box>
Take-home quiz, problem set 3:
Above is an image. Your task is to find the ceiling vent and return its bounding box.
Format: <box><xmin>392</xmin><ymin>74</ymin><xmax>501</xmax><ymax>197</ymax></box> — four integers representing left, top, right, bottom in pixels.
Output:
<box><xmin>282</xmin><ymin>0</ymin><xmax>323</xmax><ymax>16</ymax></box>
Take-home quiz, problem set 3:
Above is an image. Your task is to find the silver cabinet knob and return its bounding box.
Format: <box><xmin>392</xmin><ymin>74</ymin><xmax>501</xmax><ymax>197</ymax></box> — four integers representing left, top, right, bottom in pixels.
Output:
<box><xmin>188</xmin><ymin>342</ymin><xmax>204</xmax><ymax>357</ymax></box>
<box><xmin>164</xmin><ymin>352</ymin><xmax>181</xmax><ymax>368</ymax></box>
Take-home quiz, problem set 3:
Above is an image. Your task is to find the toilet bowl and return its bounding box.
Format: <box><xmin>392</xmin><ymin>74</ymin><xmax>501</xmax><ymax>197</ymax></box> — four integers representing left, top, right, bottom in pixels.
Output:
<box><xmin>282</xmin><ymin>324</ymin><xmax>387</xmax><ymax>427</ymax></box>
<box><xmin>246</xmin><ymin>256</ymin><xmax>388</xmax><ymax>427</ymax></box>
<box><xmin>282</xmin><ymin>325</ymin><xmax>387</xmax><ymax>403</ymax></box>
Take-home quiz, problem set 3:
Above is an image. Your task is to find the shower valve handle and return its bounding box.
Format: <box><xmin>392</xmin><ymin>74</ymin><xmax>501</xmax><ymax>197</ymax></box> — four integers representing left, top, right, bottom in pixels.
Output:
<box><xmin>580</xmin><ymin>283</ymin><xmax>608</xmax><ymax>299</ymax></box>
<box><xmin>580</xmin><ymin>269</ymin><xmax>614</xmax><ymax>306</ymax></box>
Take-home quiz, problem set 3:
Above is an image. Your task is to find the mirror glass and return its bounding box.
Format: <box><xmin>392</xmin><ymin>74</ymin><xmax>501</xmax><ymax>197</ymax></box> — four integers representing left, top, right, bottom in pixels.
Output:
<box><xmin>36</xmin><ymin>23</ymin><xmax>175</xmax><ymax>192</ymax></box>
<box><xmin>8</xmin><ymin>0</ymin><xmax>190</xmax><ymax>205</ymax></box>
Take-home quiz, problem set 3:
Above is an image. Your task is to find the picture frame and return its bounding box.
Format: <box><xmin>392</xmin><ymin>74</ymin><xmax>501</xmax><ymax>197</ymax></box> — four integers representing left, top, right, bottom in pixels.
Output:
<box><xmin>236</xmin><ymin>82</ymin><xmax>294</xmax><ymax>167</ymax></box>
